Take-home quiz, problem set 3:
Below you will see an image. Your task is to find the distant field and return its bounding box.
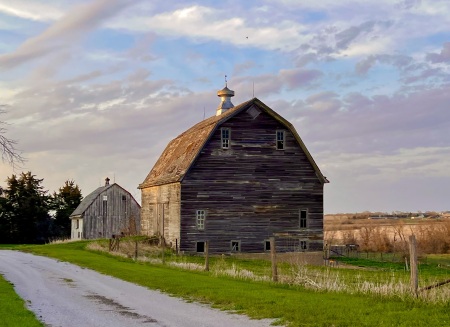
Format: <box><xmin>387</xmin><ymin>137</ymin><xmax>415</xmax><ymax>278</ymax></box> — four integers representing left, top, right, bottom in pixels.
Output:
<box><xmin>325</xmin><ymin>215</ymin><xmax>449</xmax><ymax>250</ymax></box>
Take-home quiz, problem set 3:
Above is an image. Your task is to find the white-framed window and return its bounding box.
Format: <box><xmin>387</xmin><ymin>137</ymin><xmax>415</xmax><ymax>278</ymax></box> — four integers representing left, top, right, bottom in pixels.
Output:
<box><xmin>196</xmin><ymin>210</ymin><xmax>206</xmax><ymax>230</ymax></box>
<box><xmin>276</xmin><ymin>130</ymin><xmax>285</xmax><ymax>150</ymax></box>
<box><xmin>231</xmin><ymin>240</ymin><xmax>241</xmax><ymax>252</ymax></box>
<box><xmin>221</xmin><ymin>128</ymin><xmax>230</xmax><ymax>149</ymax></box>
<box><xmin>299</xmin><ymin>209</ymin><xmax>308</xmax><ymax>228</ymax></box>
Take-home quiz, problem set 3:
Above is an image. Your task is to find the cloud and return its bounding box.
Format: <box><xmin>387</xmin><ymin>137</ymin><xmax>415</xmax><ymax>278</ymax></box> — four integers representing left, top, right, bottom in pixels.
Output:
<box><xmin>426</xmin><ymin>42</ymin><xmax>450</xmax><ymax>63</ymax></box>
<box><xmin>279</xmin><ymin>68</ymin><xmax>323</xmax><ymax>90</ymax></box>
<box><xmin>0</xmin><ymin>0</ymin><xmax>137</xmax><ymax>70</ymax></box>
<box><xmin>111</xmin><ymin>5</ymin><xmax>310</xmax><ymax>51</ymax></box>
<box><xmin>233</xmin><ymin>68</ymin><xmax>323</xmax><ymax>98</ymax></box>
<box><xmin>335</xmin><ymin>21</ymin><xmax>376</xmax><ymax>49</ymax></box>
<box><xmin>0</xmin><ymin>1</ymin><xmax>64</xmax><ymax>22</ymax></box>
<box><xmin>355</xmin><ymin>54</ymin><xmax>412</xmax><ymax>75</ymax></box>
<box><xmin>294</xmin><ymin>85</ymin><xmax>450</xmax><ymax>157</ymax></box>
<box><xmin>305</xmin><ymin>91</ymin><xmax>341</xmax><ymax>112</ymax></box>
<box><xmin>233</xmin><ymin>61</ymin><xmax>258</xmax><ymax>76</ymax></box>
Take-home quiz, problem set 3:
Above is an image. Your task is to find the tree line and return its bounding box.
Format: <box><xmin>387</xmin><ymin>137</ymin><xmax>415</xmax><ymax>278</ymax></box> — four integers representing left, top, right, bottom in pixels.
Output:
<box><xmin>0</xmin><ymin>171</ymin><xmax>82</xmax><ymax>244</ymax></box>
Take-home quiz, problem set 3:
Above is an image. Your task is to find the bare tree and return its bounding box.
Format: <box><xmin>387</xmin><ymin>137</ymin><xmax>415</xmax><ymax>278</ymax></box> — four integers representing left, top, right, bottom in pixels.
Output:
<box><xmin>0</xmin><ymin>107</ymin><xmax>24</xmax><ymax>166</ymax></box>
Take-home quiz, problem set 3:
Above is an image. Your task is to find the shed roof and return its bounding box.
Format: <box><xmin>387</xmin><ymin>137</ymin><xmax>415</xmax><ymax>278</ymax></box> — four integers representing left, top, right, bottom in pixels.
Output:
<box><xmin>139</xmin><ymin>98</ymin><xmax>328</xmax><ymax>189</ymax></box>
<box><xmin>70</xmin><ymin>183</ymin><xmax>140</xmax><ymax>218</ymax></box>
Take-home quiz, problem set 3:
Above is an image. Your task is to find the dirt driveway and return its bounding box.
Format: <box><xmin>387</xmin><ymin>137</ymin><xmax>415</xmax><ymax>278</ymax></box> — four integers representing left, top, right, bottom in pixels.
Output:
<box><xmin>0</xmin><ymin>250</ymin><xmax>275</xmax><ymax>327</ymax></box>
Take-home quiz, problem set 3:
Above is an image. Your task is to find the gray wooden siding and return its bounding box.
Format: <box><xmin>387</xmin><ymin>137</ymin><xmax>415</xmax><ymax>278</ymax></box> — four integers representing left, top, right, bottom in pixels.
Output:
<box><xmin>83</xmin><ymin>185</ymin><xmax>141</xmax><ymax>239</ymax></box>
<box><xmin>180</xmin><ymin>106</ymin><xmax>324</xmax><ymax>253</ymax></box>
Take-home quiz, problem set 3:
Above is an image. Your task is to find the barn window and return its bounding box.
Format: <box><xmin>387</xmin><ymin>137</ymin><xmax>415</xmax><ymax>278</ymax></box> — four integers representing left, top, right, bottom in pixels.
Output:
<box><xmin>122</xmin><ymin>195</ymin><xmax>126</xmax><ymax>201</ymax></box>
<box><xmin>76</xmin><ymin>219</ymin><xmax>79</xmax><ymax>229</ymax></box>
<box><xmin>231</xmin><ymin>240</ymin><xmax>241</xmax><ymax>252</ymax></box>
<box><xmin>221</xmin><ymin>128</ymin><xmax>230</xmax><ymax>149</ymax></box>
<box><xmin>276</xmin><ymin>130</ymin><xmax>285</xmax><ymax>150</ymax></box>
<box><xmin>264</xmin><ymin>240</ymin><xmax>271</xmax><ymax>251</ymax></box>
<box><xmin>196</xmin><ymin>241</ymin><xmax>205</xmax><ymax>253</ymax></box>
<box><xmin>299</xmin><ymin>209</ymin><xmax>308</xmax><ymax>228</ymax></box>
<box><xmin>196</xmin><ymin>210</ymin><xmax>206</xmax><ymax>230</ymax></box>
<box><xmin>246</xmin><ymin>106</ymin><xmax>261</xmax><ymax>119</ymax></box>
<box><xmin>300</xmin><ymin>240</ymin><xmax>308</xmax><ymax>251</ymax></box>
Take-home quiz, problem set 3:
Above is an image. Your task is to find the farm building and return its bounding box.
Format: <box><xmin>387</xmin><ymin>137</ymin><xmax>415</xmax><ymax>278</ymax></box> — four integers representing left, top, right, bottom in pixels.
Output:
<box><xmin>139</xmin><ymin>85</ymin><xmax>328</xmax><ymax>254</ymax></box>
<box><xmin>70</xmin><ymin>178</ymin><xmax>141</xmax><ymax>240</ymax></box>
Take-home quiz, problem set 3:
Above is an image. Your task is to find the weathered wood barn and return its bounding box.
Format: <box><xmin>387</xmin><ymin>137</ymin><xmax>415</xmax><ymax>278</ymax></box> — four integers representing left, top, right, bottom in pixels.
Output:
<box><xmin>139</xmin><ymin>85</ymin><xmax>328</xmax><ymax>253</ymax></box>
<box><xmin>70</xmin><ymin>178</ymin><xmax>141</xmax><ymax>240</ymax></box>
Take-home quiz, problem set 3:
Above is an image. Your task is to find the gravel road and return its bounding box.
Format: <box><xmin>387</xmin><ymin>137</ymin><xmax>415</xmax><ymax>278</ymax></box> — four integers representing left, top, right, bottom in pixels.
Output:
<box><xmin>0</xmin><ymin>250</ymin><xmax>275</xmax><ymax>327</ymax></box>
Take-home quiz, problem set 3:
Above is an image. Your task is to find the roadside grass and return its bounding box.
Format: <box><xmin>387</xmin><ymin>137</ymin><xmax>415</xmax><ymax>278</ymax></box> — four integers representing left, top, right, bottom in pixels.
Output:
<box><xmin>0</xmin><ymin>244</ymin><xmax>22</xmax><ymax>249</ymax></box>
<box><xmin>87</xmin><ymin>238</ymin><xmax>450</xmax><ymax>300</ymax></box>
<box><xmin>0</xmin><ymin>274</ymin><xmax>44</xmax><ymax>327</ymax></box>
<box><xmin>17</xmin><ymin>242</ymin><xmax>450</xmax><ymax>327</ymax></box>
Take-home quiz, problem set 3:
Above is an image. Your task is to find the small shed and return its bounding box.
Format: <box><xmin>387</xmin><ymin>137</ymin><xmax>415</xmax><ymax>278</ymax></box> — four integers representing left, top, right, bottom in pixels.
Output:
<box><xmin>70</xmin><ymin>178</ymin><xmax>141</xmax><ymax>240</ymax></box>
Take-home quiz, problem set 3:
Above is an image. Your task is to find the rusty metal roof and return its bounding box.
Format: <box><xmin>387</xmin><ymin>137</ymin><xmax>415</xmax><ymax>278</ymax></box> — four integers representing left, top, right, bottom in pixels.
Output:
<box><xmin>138</xmin><ymin>98</ymin><xmax>328</xmax><ymax>189</ymax></box>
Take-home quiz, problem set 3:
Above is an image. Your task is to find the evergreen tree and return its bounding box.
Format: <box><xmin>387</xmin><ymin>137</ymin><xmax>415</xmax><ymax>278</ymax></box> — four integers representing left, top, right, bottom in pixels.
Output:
<box><xmin>51</xmin><ymin>180</ymin><xmax>82</xmax><ymax>237</ymax></box>
<box><xmin>0</xmin><ymin>172</ymin><xmax>51</xmax><ymax>243</ymax></box>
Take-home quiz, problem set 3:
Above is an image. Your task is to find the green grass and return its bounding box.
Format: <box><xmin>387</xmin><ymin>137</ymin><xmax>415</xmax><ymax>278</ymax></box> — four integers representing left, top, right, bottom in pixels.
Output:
<box><xmin>16</xmin><ymin>242</ymin><xmax>450</xmax><ymax>327</ymax></box>
<box><xmin>0</xmin><ymin>244</ymin><xmax>23</xmax><ymax>249</ymax></box>
<box><xmin>0</xmin><ymin>274</ymin><xmax>44</xmax><ymax>327</ymax></box>
<box><xmin>335</xmin><ymin>255</ymin><xmax>450</xmax><ymax>284</ymax></box>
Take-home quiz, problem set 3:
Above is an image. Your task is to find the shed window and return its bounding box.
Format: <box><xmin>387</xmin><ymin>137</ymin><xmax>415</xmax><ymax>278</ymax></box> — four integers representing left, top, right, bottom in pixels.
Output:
<box><xmin>264</xmin><ymin>240</ymin><xmax>271</xmax><ymax>251</ymax></box>
<box><xmin>196</xmin><ymin>210</ymin><xmax>206</xmax><ymax>230</ymax></box>
<box><xmin>221</xmin><ymin>128</ymin><xmax>230</xmax><ymax>149</ymax></box>
<box><xmin>276</xmin><ymin>130</ymin><xmax>285</xmax><ymax>150</ymax></box>
<box><xmin>231</xmin><ymin>240</ymin><xmax>241</xmax><ymax>252</ymax></box>
<box><xmin>300</xmin><ymin>209</ymin><xmax>308</xmax><ymax>228</ymax></box>
<box><xmin>76</xmin><ymin>219</ymin><xmax>79</xmax><ymax>229</ymax></box>
<box><xmin>103</xmin><ymin>198</ymin><xmax>107</xmax><ymax>216</ymax></box>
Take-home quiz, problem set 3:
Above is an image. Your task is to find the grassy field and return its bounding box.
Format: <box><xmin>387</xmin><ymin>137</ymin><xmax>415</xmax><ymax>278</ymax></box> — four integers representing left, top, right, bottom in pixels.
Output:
<box><xmin>0</xmin><ymin>274</ymin><xmax>44</xmax><ymax>327</ymax></box>
<box><xmin>9</xmin><ymin>241</ymin><xmax>449</xmax><ymax>327</ymax></box>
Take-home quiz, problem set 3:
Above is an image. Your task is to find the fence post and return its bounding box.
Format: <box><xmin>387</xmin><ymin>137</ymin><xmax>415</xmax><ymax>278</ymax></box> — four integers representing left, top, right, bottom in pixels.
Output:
<box><xmin>270</xmin><ymin>237</ymin><xmax>278</xmax><ymax>282</ymax></box>
<box><xmin>109</xmin><ymin>239</ymin><xmax>112</xmax><ymax>252</ymax></box>
<box><xmin>161</xmin><ymin>236</ymin><xmax>166</xmax><ymax>265</ymax></box>
<box><xmin>409</xmin><ymin>235</ymin><xmax>418</xmax><ymax>297</ymax></box>
<box><xmin>134</xmin><ymin>241</ymin><xmax>138</xmax><ymax>261</ymax></box>
<box><xmin>205</xmin><ymin>240</ymin><xmax>210</xmax><ymax>271</ymax></box>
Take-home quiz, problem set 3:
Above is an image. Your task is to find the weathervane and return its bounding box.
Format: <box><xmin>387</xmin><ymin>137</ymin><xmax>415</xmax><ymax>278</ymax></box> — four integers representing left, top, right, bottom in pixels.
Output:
<box><xmin>225</xmin><ymin>74</ymin><xmax>227</xmax><ymax>87</ymax></box>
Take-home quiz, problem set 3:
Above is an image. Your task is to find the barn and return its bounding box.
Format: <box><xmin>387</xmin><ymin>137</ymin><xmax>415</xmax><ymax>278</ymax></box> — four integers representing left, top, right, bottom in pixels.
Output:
<box><xmin>70</xmin><ymin>178</ymin><xmax>141</xmax><ymax>240</ymax></box>
<box><xmin>139</xmin><ymin>85</ymin><xmax>328</xmax><ymax>253</ymax></box>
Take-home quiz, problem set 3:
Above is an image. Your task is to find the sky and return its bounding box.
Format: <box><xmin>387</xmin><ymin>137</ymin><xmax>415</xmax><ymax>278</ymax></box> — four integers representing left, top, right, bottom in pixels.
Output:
<box><xmin>0</xmin><ymin>0</ymin><xmax>449</xmax><ymax>214</ymax></box>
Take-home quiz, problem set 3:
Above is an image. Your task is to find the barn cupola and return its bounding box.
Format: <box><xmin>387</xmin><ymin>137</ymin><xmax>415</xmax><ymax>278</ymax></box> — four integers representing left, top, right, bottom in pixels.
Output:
<box><xmin>216</xmin><ymin>77</ymin><xmax>234</xmax><ymax>116</ymax></box>
<box><xmin>105</xmin><ymin>177</ymin><xmax>110</xmax><ymax>186</ymax></box>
